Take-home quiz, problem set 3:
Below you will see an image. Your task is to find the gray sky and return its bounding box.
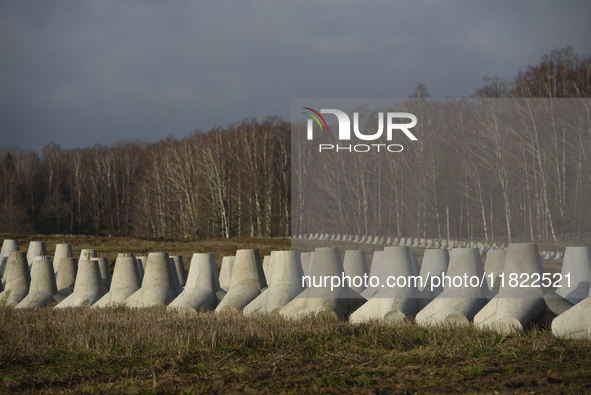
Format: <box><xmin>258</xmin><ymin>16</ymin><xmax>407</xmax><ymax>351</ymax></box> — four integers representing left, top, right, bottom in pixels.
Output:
<box><xmin>1</xmin><ymin>0</ymin><xmax>589</xmax><ymax>151</ymax></box>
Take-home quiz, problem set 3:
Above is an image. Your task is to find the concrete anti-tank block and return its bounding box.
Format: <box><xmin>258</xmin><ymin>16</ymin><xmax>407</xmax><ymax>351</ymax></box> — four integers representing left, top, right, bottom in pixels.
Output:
<box><xmin>484</xmin><ymin>249</ymin><xmax>507</xmax><ymax>295</ymax></box>
<box><xmin>361</xmin><ymin>251</ymin><xmax>383</xmax><ymax>299</ymax></box>
<box><xmin>0</xmin><ymin>251</ymin><xmax>30</xmax><ymax>307</ymax></box>
<box><xmin>215</xmin><ymin>249</ymin><xmax>266</xmax><ymax>313</ymax></box>
<box><xmin>343</xmin><ymin>250</ymin><xmax>368</xmax><ymax>294</ymax></box>
<box><xmin>244</xmin><ymin>251</ymin><xmax>305</xmax><ymax>315</ymax></box>
<box><xmin>52</xmin><ymin>243</ymin><xmax>73</xmax><ymax>274</ymax></box>
<box><xmin>475</xmin><ymin>243</ymin><xmax>572</xmax><ymax>334</ymax></box>
<box><xmin>218</xmin><ymin>256</ymin><xmax>235</xmax><ymax>292</ymax></box>
<box><xmin>280</xmin><ymin>247</ymin><xmax>365</xmax><ymax>321</ymax></box>
<box><xmin>55</xmin><ymin>258</ymin><xmax>108</xmax><ymax>308</ymax></box>
<box><xmin>170</xmin><ymin>255</ymin><xmax>187</xmax><ymax>288</ymax></box>
<box><xmin>125</xmin><ymin>252</ymin><xmax>182</xmax><ymax>308</ymax></box>
<box><xmin>0</xmin><ymin>239</ymin><xmax>19</xmax><ymax>276</ymax></box>
<box><xmin>416</xmin><ymin>248</ymin><xmax>489</xmax><ymax>327</ymax></box>
<box><xmin>419</xmin><ymin>249</ymin><xmax>449</xmax><ymax>299</ymax></box>
<box><xmin>350</xmin><ymin>246</ymin><xmax>420</xmax><ymax>324</ymax></box>
<box><xmin>168</xmin><ymin>253</ymin><xmax>222</xmax><ymax>313</ymax></box>
<box><xmin>92</xmin><ymin>257</ymin><xmax>111</xmax><ymax>290</ymax></box>
<box><xmin>556</xmin><ymin>247</ymin><xmax>591</xmax><ymax>304</ymax></box>
<box><xmin>26</xmin><ymin>241</ymin><xmax>47</xmax><ymax>271</ymax></box>
<box><xmin>93</xmin><ymin>253</ymin><xmax>142</xmax><ymax>308</ymax></box>
<box><xmin>16</xmin><ymin>256</ymin><xmax>62</xmax><ymax>308</ymax></box>
<box><xmin>56</xmin><ymin>257</ymin><xmax>78</xmax><ymax>298</ymax></box>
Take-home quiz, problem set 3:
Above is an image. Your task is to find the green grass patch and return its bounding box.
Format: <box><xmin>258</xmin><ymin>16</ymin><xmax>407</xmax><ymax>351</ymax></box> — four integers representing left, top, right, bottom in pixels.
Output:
<box><xmin>464</xmin><ymin>364</ymin><xmax>486</xmax><ymax>377</ymax></box>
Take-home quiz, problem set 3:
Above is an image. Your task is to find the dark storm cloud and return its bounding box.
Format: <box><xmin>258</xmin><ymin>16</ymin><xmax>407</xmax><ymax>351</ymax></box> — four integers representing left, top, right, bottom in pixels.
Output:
<box><xmin>0</xmin><ymin>0</ymin><xmax>589</xmax><ymax>151</ymax></box>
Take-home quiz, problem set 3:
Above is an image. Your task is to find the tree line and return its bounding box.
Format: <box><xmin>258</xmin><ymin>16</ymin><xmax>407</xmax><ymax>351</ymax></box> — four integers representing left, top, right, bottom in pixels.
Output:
<box><xmin>0</xmin><ymin>117</ymin><xmax>290</xmax><ymax>238</ymax></box>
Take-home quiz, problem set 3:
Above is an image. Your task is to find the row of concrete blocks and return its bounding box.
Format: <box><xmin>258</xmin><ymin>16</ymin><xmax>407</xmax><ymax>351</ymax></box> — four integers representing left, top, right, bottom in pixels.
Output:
<box><xmin>1</xmin><ymin>239</ymin><xmax>588</xmax><ymax>339</ymax></box>
<box><xmin>294</xmin><ymin>234</ymin><xmax>501</xmax><ymax>254</ymax></box>
<box><xmin>0</xmin><ymin>239</ymin><xmax>188</xmax><ymax>290</ymax></box>
<box><xmin>295</xmin><ymin>245</ymin><xmax>587</xmax><ymax>336</ymax></box>
<box><xmin>0</xmin><ymin>250</ymin><xmax>190</xmax><ymax>309</ymax></box>
<box><xmin>295</xmin><ymin>234</ymin><xmax>566</xmax><ymax>260</ymax></box>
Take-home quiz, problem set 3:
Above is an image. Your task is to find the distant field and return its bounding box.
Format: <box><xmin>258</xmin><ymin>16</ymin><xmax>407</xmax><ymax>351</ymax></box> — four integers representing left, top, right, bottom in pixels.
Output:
<box><xmin>0</xmin><ymin>235</ymin><xmax>589</xmax><ymax>393</ymax></box>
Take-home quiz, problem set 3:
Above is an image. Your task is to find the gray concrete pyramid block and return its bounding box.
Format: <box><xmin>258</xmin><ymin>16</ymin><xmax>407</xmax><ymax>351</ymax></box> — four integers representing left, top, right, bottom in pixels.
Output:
<box><xmin>361</xmin><ymin>251</ymin><xmax>383</xmax><ymax>299</ymax></box>
<box><xmin>168</xmin><ymin>253</ymin><xmax>222</xmax><ymax>313</ymax></box>
<box><xmin>244</xmin><ymin>251</ymin><xmax>305</xmax><ymax>315</ymax></box>
<box><xmin>170</xmin><ymin>255</ymin><xmax>187</xmax><ymax>288</ymax></box>
<box><xmin>52</xmin><ymin>243</ymin><xmax>73</xmax><ymax>274</ymax></box>
<box><xmin>280</xmin><ymin>247</ymin><xmax>365</xmax><ymax>321</ymax></box>
<box><xmin>419</xmin><ymin>249</ymin><xmax>449</xmax><ymax>297</ymax></box>
<box><xmin>26</xmin><ymin>241</ymin><xmax>47</xmax><ymax>270</ymax></box>
<box><xmin>474</xmin><ymin>243</ymin><xmax>572</xmax><ymax>334</ymax></box>
<box><xmin>55</xmin><ymin>259</ymin><xmax>108</xmax><ymax>308</ymax></box>
<box><xmin>343</xmin><ymin>250</ymin><xmax>368</xmax><ymax>294</ymax></box>
<box><xmin>16</xmin><ymin>256</ymin><xmax>62</xmax><ymax>308</ymax></box>
<box><xmin>556</xmin><ymin>247</ymin><xmax>591</xmax><ymax>304</ymax></box>
<box><xmin>92</xmin><ymin>257</ymin><xmax>111</xmax><ymax>290</ymax></box>
<box><xmin>484</xmin><ymin>249</ymin><xmax>507</xmax><ymax>294</ymax></box>
<box><xmin>300</xmin><ymin>252</ymin><xmax>315</xmax><ymax>277</ymax></box>
<box><xmin>0</xmin><ymin>239</ymin><xmax>19</xmax><ymax>277</ymax></box>
<box><xmin>551</xmin><ymin>292</ymin><xmax>591</xmax><ymax>340</ymax></box>
<box><xmin>55</xmin><ymin>257</ymin><xmax>78</xmax><ymax>298</ymax></box>
<box><xmin>93</xmin><ymin>253</ymin><xmax>142</xmax><ymax>308</ymax></box>
<box><xmin>218</xmin><ymin>256</ymin><xmax>235</xmax><ymax>292</ymax></box>
<box><xmin>262</xmin><ymin>255</ymin><xmax>271</xmax><ymax>282</ymax></box>
<box><xmin>136</xmin><ymin>256</ymin><xmax>147</xmax><ymax>279</ymax></box>
<box><xmin>411</xmin><ymin>252</ymin><xmax>419</xmax><ymax>276</ymax></box>
<box><xmin>264</xmin><ymin>251</ymin><xmax>279</xmax><ymax>291</ymax></box>
<box><xmin>0</xmin><ymin>251</ymin><xmax>30</xmax><ymax>308</ymax></box>
<box><xmin>125</xmin><ymin>252</ymin><xmax>182</xmax><ymax>308</ymax></box>
<box><xmin>350</xmin><ymin>246</ymin><xmax>420</xmax><ymax>324</ymax></box>
<box><xmin>215</xmin><ymin>249</ymin><xmax>266</xmax><ymax>313</ymax></box>
<box><xmin>416</xmin><ymin>248</ymin><xmax>488</xmax><ymax>327</ymax></box>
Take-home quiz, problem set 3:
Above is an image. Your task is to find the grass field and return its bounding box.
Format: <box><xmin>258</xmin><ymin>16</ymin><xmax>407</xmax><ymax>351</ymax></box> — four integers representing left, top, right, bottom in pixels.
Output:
<box><xmin>1</xmin><ymin>308</ymin><xmax>590</xmax><ymax>394</ymax></box>
<box><xmin>0</xmin><ymin>234</ymin><xmax>589</xmax><ymax>394</ymax></box>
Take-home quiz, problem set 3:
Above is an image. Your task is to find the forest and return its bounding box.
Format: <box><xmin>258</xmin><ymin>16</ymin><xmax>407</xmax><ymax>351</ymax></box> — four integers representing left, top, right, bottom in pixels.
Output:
<box><xmin>0</xmin><ymin>117</ymin><xmax>290</xmax><ymax>238</ymax></box>
<box><xmin>1</xmin><ymin>46</ymin><xmax>590</xmax><ymax>241</ymax></box>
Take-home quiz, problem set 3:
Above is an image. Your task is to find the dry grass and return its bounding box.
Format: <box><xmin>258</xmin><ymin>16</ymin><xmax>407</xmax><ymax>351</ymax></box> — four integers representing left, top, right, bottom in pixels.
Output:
<box><xmin>1</xmin><ymin>307</ymin><xmax>590</xmax><ymax>394</ymax></box>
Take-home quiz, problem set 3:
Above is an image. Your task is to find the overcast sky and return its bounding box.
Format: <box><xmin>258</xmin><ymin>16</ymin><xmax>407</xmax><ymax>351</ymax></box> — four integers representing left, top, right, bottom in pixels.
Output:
<box><xmin>1</xmin><ymin>0</ymin><xmax>589</xmax><ymax>151</ymax></box>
